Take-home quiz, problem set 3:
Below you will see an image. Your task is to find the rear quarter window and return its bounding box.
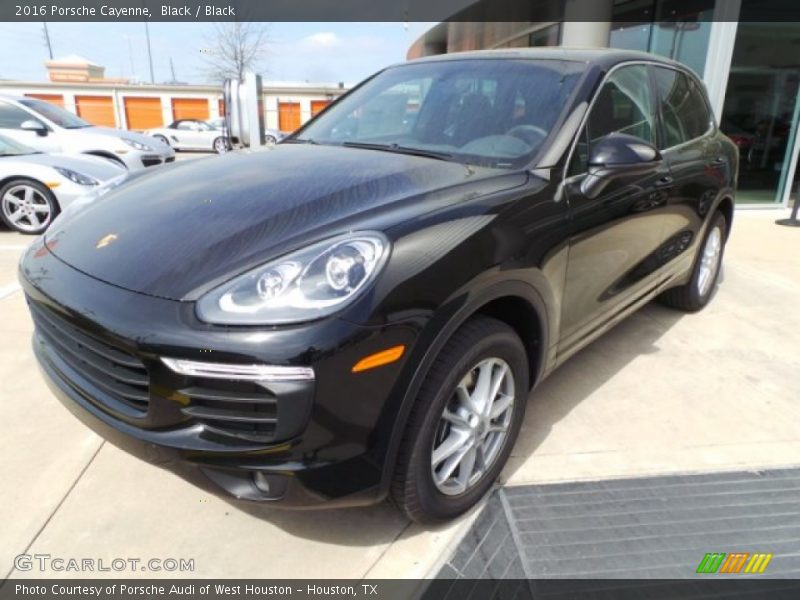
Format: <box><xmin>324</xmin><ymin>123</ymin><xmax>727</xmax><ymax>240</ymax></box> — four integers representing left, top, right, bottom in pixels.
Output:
<box><xmin>653</xmin><ymin>67</ymin><xmax>713</xmax><ymax>148</ymax></box>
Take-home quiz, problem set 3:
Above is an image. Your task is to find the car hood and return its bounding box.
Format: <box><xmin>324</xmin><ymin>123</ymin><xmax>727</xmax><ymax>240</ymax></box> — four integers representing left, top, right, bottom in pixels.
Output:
<box><xmin>45</xmin><ymin>144</ymin><xmax>526</xmax><ymax>301</ymax></box>
<box><xmin>1</xmin><ymin>152</ymin><xmax>125</xmax><ymax>181</ymax></box>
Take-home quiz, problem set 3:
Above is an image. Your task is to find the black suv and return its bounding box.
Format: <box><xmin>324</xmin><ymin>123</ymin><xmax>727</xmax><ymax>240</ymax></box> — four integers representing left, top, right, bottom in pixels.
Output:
<box><xmin>20</xmin><ymin>49</ymin><xmax>737</xmax><ymax>523</ymax></box>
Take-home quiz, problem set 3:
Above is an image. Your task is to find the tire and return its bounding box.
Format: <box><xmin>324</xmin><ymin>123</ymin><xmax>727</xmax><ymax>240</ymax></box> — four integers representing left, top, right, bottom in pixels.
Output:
<box><xmin>265</xmin><ymin>135</ymin><xmax>277</xmax><ymax>145</ymax></box>
<box><xmin>0</xmin><ymin>178</ymin><xmax>59</xmax><ymax>235</ymax></box>
<box><xmin>659</xmin><ymin>210</ymin><xmax>727</xmax><ymax>312</ymax></box>
<box><xmin>391</xmin><ymin>316</ymin><xmax>529</xmax><ymax>523</ymax></box>
<box><xmin>153</xmin><ymin>134</ymin><xmax>170</xmax><ymax>148</ymax></box>
<box><xmin>213</xmin><ymin>137</ymin><xmax>229</xmax><ymax>154</ymax></box>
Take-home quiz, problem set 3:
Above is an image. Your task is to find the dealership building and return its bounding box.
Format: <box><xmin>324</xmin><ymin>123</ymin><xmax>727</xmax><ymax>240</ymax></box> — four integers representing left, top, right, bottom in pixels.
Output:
<box><xmin>408</xmin><ymin>0</ymin><xmax>799</xmax><ymax>207</ymax></box>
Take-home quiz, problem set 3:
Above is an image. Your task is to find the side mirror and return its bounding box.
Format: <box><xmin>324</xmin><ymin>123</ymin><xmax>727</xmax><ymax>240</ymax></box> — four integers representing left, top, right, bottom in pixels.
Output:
<box><xmin>21</xmin><ymin>120</ymin><xmax>48</xmax><ymax>137</ymax></box>
<box><xmin>580</xmin><ymin>132</ymin><xmax>661</xmax><ymax>199</ymax></box>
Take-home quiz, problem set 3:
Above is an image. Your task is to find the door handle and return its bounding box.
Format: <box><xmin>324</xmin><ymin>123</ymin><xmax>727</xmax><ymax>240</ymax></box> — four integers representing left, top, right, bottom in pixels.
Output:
<box><xmin>655</xmin><ymin>176</ymin><xmax>674</xmax><ymax>187</ymax></box>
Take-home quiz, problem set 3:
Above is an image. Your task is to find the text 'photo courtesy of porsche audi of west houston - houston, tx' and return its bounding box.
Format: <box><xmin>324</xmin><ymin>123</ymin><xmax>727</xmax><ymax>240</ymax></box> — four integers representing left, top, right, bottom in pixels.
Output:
<box><xmin>20</xmin><ymin>49</ymin><xmax>737</xmax><ymax>523</ymax></box>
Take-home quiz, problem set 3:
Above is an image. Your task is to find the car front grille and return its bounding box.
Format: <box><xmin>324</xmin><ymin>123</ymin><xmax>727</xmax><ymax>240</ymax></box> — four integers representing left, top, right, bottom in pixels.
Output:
<box><xmin>30</xmin><ymin>301</ymin><xmax>150</xmax><ymax>416</ymax></box>
<box><xmin>178</xmin><ymin>382</ymin><xmax>278</xmax><ymax>443</ymax></box>
<box><xmin>141</xmin><ymin>156</ymin><xmax>163</xmax><ymax>167</ymax></box>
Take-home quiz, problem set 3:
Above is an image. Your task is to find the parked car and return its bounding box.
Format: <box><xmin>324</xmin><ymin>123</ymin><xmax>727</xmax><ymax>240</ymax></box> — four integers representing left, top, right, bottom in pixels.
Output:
<box><xmin>0</xmin><ymin>96</ymin><xmax>175</xmax><ymax>170</ymax></box>
<box><xmin>207</xmin><ymin>117</ymin><xmax>287</xmax><ymax>145</ymax></box>
<box><xmin>0</xmin><ymin>134</ymin><xmax>125</xmax><ymax>234</ymax></box>
<box><xmin>147</xmin><ymin>119</ymin><xmax>230</xmax><ymax>154</ymax></box>
<box><xmin>20</xmin><ymin>49</ymin><xmax>737</xmax><ymax>523</ymax></box>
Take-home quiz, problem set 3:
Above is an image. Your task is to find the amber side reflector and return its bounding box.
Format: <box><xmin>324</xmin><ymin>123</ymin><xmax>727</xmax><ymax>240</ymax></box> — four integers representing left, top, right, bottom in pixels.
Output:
<box><xmin>352</xmin><ymin>345</ymin><xmax>405</xmax><ymax>373</ymax></box>
<box><xmin>44</xmin><ymin>182</ymin><xmax>61</xmax><ymax>189</ymax></box>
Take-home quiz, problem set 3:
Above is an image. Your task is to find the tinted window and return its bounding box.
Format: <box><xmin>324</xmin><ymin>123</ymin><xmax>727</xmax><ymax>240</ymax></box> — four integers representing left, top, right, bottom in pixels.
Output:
<box><xmin>0</xmin><ymin>102</ymin><xmax>35</xmax><ymax>129</ymax></box>
<box><xmin>571</xmin><ymin>65</ymin><xmax>656</xmax><ymax>174</ymax></box>
<box><xmin>297</xmin><ymin>59</ymin><xmax>586</xmax><ymax>169</ymax></box>
<box><xmin>654</xmin><ymin>67</ymin><xmax>712</xmax><ymax>148</ymax></box>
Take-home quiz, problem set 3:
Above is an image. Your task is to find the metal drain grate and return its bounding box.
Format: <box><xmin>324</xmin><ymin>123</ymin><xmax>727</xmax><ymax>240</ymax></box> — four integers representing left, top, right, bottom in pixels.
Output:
<box><xmin>431</xmin><ymin>468</ymin><xmax>800</xmax><ymax>598</ymax></box>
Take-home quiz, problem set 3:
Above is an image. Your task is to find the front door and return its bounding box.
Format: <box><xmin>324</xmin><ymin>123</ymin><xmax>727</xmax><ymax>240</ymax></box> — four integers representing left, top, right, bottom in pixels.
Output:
<box><xmin>559</xmin><ymin>64</ymin><xmax>671</xmax><ymax>356</ymax></box>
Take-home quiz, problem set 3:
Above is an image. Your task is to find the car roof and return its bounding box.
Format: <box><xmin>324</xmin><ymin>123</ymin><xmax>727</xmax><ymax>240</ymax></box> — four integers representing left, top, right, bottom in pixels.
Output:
<box><xmin>404</xmin><ymin>47</ymin><xmax>684</xmax><ymax>71</ymax></box>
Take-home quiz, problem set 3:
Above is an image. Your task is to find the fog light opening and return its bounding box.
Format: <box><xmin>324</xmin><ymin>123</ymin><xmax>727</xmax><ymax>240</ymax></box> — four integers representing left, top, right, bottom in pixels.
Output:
<box><xmin>253</xmin><ymin>471</ymin><xmax>272</xmax><ymax>495</ymax></box>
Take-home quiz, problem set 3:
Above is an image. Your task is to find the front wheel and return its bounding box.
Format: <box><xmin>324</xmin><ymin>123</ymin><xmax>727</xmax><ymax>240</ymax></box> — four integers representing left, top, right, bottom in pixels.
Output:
<box><xmin>213</xmin><ymin>136</ymin><xmax>229</xmax><ymax>154</ymax></box>
<box><xmin>391</xmin><ymin>316</ymin><xmax>529</xmax><ymax>523</ymax></box>
<box><xmin>0</xmin><ymin>179</ymin><xmax>58</xmax><ymax>234</ymax></box>
<box><xmin>659</xmin><ymin>210</ymin><xmax>727</xmax><ymax>311</ymax></box>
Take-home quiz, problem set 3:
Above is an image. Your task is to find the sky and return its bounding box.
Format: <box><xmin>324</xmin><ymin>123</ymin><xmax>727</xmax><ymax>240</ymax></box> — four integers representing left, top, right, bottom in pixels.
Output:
<box><xmin>0</xmin><ymin>22</ymin><xmax>437</xmax><ymax>85</ymax></box>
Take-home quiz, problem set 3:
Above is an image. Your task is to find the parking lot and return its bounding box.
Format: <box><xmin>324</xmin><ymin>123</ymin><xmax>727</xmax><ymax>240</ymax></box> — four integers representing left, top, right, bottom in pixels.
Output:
<box><xmin>2</xmin><ymin>202</ymin><xmax>799</xmax><ymax>579</ymax></box>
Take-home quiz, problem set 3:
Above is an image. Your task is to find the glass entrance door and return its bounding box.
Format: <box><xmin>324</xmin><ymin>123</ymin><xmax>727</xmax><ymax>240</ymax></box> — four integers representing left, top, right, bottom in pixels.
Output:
<box><xmin>720</xmin><ymin>23</ymin><xmax>800</xmax><ymax>204</ymax></box>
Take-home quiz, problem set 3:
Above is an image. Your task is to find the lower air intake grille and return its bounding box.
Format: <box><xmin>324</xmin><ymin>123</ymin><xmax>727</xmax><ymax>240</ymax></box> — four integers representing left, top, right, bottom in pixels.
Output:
<box><xmin>30</xmin><ymin>301</ymin><xmax>149</xmax><ymax>414</ymax></box>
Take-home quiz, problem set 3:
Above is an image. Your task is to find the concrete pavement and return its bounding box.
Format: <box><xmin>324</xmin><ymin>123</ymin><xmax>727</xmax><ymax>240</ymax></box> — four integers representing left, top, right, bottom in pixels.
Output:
<box><xmin>1</xmin><ymin>208</ymin><xmax>799</xmax><ymax>579</ymax></box>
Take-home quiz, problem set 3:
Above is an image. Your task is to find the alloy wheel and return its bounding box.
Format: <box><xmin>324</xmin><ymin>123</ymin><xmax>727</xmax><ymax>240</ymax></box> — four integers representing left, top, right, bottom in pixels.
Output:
<box><xmin>431</xmin><ymin>357</ymin><xmax>515</xmax><ymax>496</ymax></box>
<box><xmin>697</xmin><ymin>225</ymin><xmax>722</xmax><ymax>297</ymax></box>
<box><xmin>2</xmin><ymin>184</ymin><xmax>53</xmax><ymax>233</ymax></box>
<box><xmin>214</xmin><ymin>137</ymin><xmax>229</xmax><ymax>153</ymax></box>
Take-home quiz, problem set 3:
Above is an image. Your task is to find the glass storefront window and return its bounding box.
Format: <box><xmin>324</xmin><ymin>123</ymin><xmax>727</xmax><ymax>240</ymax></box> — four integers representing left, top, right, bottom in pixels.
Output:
<box><xmin>721</xmin><ymin>23</ymin><xmax>800</xmax><ymax>204</ymax></box>
<box><xmin>610</xmin><ymin>0</ymin><xmax>714</xmax><ymax>76</ymax></box>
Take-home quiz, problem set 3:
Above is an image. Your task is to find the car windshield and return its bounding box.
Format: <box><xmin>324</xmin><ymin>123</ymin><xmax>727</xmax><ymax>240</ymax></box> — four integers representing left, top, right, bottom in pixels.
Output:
<box><xmin>0</xmin><ymin>134</ymin><xmax>37</xmax><ymax>156</ymax></box>
<box><xmin>19</xmin><ymin>98</ymin><xmax>92</xmax><ymax>129</ymax></box>
<box><xmin>295</xmin><ymin>58</ymin><xmax>586</xmax><ymax>169</ymax></box>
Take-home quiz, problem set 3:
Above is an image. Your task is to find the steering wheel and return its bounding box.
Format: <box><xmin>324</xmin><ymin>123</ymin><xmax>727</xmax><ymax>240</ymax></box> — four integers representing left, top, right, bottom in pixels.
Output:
<box><xmin>506</xmin><ymin>124</ymin><xmax>548</xmax><ymax>146</ymax></box>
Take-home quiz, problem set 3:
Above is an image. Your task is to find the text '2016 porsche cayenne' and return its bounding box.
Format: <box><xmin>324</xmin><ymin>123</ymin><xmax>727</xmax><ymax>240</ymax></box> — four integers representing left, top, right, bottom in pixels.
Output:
<box><xmin>20</xmin><ymin>49</ymin><xmax>737</xmax><ymax>523</ymax></box>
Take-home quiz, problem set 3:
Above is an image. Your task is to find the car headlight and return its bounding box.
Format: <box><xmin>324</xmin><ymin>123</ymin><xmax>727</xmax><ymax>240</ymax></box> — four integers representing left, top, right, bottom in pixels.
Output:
<box><xmin>121</xmin><ymin>137</ymin><xmax>153</xmax><ymax>152</ymax></box>
<box><xmin>196</xmin><ymin>232</ymin><xmax>390</xmax><ymax>325</ymax></box>
<box><xmin>53</xmin><ymin>167</ymin><xmax>98</xmax><ymax>186</ymax></box>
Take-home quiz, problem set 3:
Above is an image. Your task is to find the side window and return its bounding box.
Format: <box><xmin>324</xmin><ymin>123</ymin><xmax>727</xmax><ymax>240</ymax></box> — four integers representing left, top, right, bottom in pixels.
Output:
<box><xmin>176</xmin><ymin>121</ymin><xmax>193</xmax><ymax>130</ymax></box>
<box><xmin>654</xmin><ymin>68</ymin><xmax>713</xmax><ymax>149</ymax></box>
<box><xmin>0</xmin><ymin>102</ymin><xmax>34</xmax><ymax>129</ymax></box>
<box><xmin>570</xmin><ymin>65</ymin><xmax>656</xmax><ymax>175</ymax></box>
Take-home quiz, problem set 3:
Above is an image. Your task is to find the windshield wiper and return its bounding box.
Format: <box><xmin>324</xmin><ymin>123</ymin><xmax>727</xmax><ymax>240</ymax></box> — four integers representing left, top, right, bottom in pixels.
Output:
<box><xmin>283</xmin><ymin>137</ymin><xmax>319</xmax><ymax>145</ymax></box>
<box><xmin>341</xmin><ymin>141</ymin><xmax>452</xmax><ymax>161</ymax></box>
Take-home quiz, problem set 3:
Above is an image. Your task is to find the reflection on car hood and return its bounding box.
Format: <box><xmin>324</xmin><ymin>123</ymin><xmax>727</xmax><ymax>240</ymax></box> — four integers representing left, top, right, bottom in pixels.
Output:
<box><xmin>45</xmin><ymin>144</ymin><xmax>525</xmax><ymax>300</ymax></box>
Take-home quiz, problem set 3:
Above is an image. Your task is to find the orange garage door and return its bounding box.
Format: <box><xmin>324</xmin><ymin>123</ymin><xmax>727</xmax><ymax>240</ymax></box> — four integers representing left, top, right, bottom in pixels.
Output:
<box><xmin>75</xmin><ymin>95</ymin><xmax>115</xmax><ymax>127</ymax></box>
<box><xmin>123</xmin><ymin>97</ymin><xmax>163</xmax><ymax>131</ymax></box>
<box><xmin>311</xmin><ymin>100</ymin><xmax>330</xmax><ymax>116</ymax></box>
<box><xmin>278</xmin><ymin>102</ymin><xmax>302</xmax><ymax>132</ymax></box>
<box><xmin>172</xmin><ymin>98</ymin><xmax>209</xmax><ymax>121</ymax></box>
<box><xmin>24</xmin><ymin>94</ymin><xmax>64</xmax><ymax>108</ymax></box>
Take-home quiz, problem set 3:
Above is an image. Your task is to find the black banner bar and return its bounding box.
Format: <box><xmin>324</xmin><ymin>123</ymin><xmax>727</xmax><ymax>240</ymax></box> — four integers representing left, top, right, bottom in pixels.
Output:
<box><xmin>2</xmin><ymin>0</ymin><xmax>800</xmax><ymax>22</ymax></box>
<box><xmin>3</xmin><ymin>579</ymin><xmax>800</xmax><ymax>600</ymax></box>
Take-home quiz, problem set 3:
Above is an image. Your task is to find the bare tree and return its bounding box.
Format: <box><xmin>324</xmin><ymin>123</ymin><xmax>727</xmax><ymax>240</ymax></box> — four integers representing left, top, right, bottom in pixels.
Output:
<box><xmin>201</xmin><ymin>22</ymin><xmax>270</xmax><ymax>83</ymax></box>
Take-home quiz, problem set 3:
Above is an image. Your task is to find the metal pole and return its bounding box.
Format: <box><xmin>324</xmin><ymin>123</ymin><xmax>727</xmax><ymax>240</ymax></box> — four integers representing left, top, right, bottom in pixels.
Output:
<box><xmin>144</xmin><ymin>22</ymin><xmax>155</xmax><ymax>84</ymax></box>
<box><xmin>42</xmin><ymin>22</ymin><xmax>53</xmax><ymax>59</ymax></box>
<box><xmin>776</xmin><ymin>177</ymin><xmax>800</xmax><ymax>226</ymax></box>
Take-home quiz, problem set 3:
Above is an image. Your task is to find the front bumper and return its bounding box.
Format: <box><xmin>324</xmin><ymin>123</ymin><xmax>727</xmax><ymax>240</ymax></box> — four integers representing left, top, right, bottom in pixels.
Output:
<box><xmin>20</xmin><ymin>239</ymin><xmax>420</xmax><ymax>508</ymax></box>
<box><xmin>119</xmin><ymin>148</ymin><xmax>176</xmax><ymax>170</ymax></box>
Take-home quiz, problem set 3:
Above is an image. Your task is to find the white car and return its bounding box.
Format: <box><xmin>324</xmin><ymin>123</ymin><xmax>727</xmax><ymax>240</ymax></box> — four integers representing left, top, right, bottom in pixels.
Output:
<box><xmin>0</xmin><ymin>134</ymin><xmax>125</xmax><ymax>234</ymax></box>
<box><xmin>207</xmin><ymin>117</ymin><xmax>286</xmax><ymax>145</ymax></box>
<box><xmin>0</xmin><ymin>96</ymin><xmax>175</xmax><ymax>171</ymax></box>
<box><xmin>147</xmin><ymin>119</ymin><xmax>229</xmax><ymax>154</ymax></box>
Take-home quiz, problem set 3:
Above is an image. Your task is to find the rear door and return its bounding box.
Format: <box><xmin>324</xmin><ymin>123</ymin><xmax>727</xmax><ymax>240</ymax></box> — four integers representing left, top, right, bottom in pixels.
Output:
<box><xmin>651</xmin><ymin>66</ymin><xmax>723</xmax><ymax>283</ymax></box>
<box><xmin>559</xmin><ymin>64</ymin><xmax>672</xmax><ymax>356</ymax></box>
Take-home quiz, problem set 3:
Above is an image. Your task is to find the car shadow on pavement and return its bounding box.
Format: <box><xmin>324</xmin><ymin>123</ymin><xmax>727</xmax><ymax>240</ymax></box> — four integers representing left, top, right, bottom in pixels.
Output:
<box><xmin>225</xmin><ymin>301</ymin><xmax>685</xmax><ymax>544</ymax></box>
<box><xmin>506</xmin><ymin>301</ymin><xmax>686</xmax><ymax>480</ymax></box>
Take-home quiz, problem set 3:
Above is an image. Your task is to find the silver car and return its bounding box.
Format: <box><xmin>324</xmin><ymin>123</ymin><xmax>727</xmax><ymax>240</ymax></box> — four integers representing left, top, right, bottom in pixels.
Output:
<box><xmin>147</xmin><ymin>119</ymin><xmax>229</xmax><ymax>154</ymax></box>
<box><xmin>0</xmin><ymin>96</ymin><xmax>175</xmax><ymax>171</ymax></box>
<box><xmin>206</xmin><ymin>117</ymin><xmax>286</xmax><ymax>145</ymax></box>
<box><xmin>0</xmin><ymin>134</ymin><xmax>125</xmax><ymax>234</ymax></box>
